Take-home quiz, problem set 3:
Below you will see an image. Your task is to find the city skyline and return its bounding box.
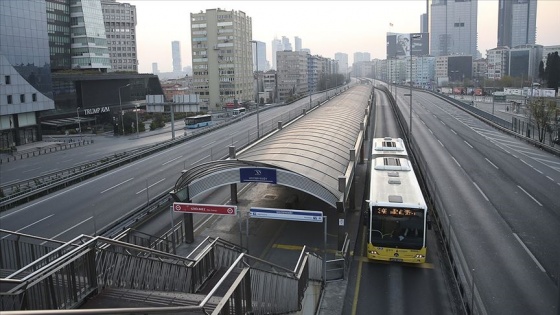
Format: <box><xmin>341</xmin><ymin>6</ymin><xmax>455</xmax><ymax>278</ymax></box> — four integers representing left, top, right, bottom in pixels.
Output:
<box><xmin>126</xmin><ymin>0</ymin><xmax>559</xmax><ymax>73</ymax></box>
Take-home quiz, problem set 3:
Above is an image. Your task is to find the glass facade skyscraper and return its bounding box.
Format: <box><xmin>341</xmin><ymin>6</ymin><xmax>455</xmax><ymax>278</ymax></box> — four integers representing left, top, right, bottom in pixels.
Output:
<box><xmin>69</xmin><ymin>0</ymin><xmax>111</xmax><ymax>70</ymax></box>
<box><xmin>430</xmin><ymin>0</ymin><xmax>478</xmax><ymax>57</ymax></box>
<box><xmin>1</xmin><ymin>0</ymin><xmax>55</xmax><ymax>148</ymax></box>
<box><xmin>497</xmin><ymin>0</ymin><xmax>537</xmax><ymax>48</ymax></box>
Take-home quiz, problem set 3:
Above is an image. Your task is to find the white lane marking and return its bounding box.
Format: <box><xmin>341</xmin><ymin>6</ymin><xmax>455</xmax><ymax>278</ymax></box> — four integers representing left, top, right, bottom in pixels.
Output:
<box><xmin>41</xmin><ymin>217</ymin><xmax>92</xmax><ymax>245</ymax></box>
<box><xmin>437</xmin><ymin>140</ymin><xmax>444</xmax><ymax>147</ymax></box>
<box><xmin>136</xmin><ymin>178</ymin><xmax>166</xmax><ymax>194</ymax></box>
<box><xmin>451</xmin><ymin>156</ymin><xmax>461</xmax><ymax>167</ymax></box>
<box><xmin>0</xmin><ymin>214</ymin><xmax>55</xmax><ymax>240</ymax></box>
<box><xmin>517</xmin><ymin>185</ymin><xmax>543</xmax><ymax>207</ymax></box>
<box><xmin>17</xmin><ymin>214</ymin><xmax>55</xmax><ymax>232</ymax></box>
<box><xmin>440</xmin><ymin>120</ymin><xmax>446</xmax><ymax>125</ymax></box>
<box><xmin>428</xmin><ymin>129</ymin><xmax>433</xmax><ymax>134</ymax></box>
<box><xmin>100</xmin><ymin>178</ymin><xmax>134</xmax><ymax>194</ymax></box>
<box><xmin>464</xmin><ymin>141</ymin><xmax>473</xmax><ymax>149</ymax></box>
<box><xmin>451</xmin><ymin>129</ymin><xmax>457</xmax><ymax>135</ymax></box>
<box><xmin>473</xmin><ymin>182</ymin><xmax>489</xmax><ymax>201</ymax></box>
<box><xmin>162</xmin><ymin>155</ymin><xmax>183</xmax><ymax>166</ymax></box>
<box><xmin>191</xmin><ymin>155</ymin><xmax>210</xmax><ymax>166</ymax></box>
<box><xmin>1</xmin><ymin>179</ymin><xmax>20</xmax><ymax>185</ymax></box>
<box><xmin>485</xmin><ymin>158</ymin><xmax>499</xmax><ymax>169</ymax></box>
<box><xmin>201</xmin><ymin>140</ymin><xmax>216</xmax><ymax>148</ymax></box>
<box><xmin>513</xmin><ymin>233</ymin><xmax>546</xmax><ymax>273</ymax></box>
<box><xmin>546</xmin><ymin>176</ymin><xmax>554</xmax><ymax>182</ymax></box>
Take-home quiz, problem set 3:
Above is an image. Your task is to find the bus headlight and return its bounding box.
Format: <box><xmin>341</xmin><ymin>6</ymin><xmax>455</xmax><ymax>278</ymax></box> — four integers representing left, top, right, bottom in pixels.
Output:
<box><xmin>368</xmin><ymin>250</ymin><xmax>379</xmax><ymax>255</ymax></box>
<box><xmin>414</xmin><ymin>254</ymin><xmax>425</xmax><ymax>259</ymax></box>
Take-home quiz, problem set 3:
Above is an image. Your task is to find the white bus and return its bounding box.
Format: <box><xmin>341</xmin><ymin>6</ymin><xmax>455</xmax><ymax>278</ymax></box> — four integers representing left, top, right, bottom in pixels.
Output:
<box><xmin>366</xmin><ymin>137</ymin><xmax>429</xmax><ymax>264</ymax></box>
<box><xmin>232</xmin><ymin>107</ymin><xmax>246</xmax><ymax>117</ymax></box>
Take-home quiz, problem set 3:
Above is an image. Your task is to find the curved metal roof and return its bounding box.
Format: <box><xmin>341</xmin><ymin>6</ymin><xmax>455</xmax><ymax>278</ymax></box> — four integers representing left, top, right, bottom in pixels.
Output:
<box><xmin>171</xmin><ymin>84</ymin><xmax>373</xmax><ymax>208</ymax></box>
<box><xmin>237</xmin><ymin>84</ymin><xmax>372</xmax><ymax>199</ymax></box>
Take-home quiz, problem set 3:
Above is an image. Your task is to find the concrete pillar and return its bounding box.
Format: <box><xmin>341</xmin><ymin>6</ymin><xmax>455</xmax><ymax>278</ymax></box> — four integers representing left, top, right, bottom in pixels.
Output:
<box><xmin>229</xmin><ymin>146</ymin><xmax>238</xmax><ymax>204</ymax></box>
<box><xmin>278</xmin><ymin>121</ymin><xmax>283</xmax><ymax>130</ymax></box>
<box><xmin>338</xmin><ymin>175</ymin><xmax>346</xmax><ymax>193</ymax></box>
<box><xmin>349</xmin><ymin>149</ymin><xmax>355</xmax><ymax>162</ymax></box>
<box><xmin>303</xmin><ymin>108</ymin><xmax>307</xmax><ymax>115</ymax></box>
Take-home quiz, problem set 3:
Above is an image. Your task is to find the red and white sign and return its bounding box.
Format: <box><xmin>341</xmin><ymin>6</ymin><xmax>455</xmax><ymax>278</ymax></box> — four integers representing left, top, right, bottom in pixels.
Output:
<box><xmin>173</xmin><ymin>202</ymin><xmax>237</xmax><ymax>216</ymax></box>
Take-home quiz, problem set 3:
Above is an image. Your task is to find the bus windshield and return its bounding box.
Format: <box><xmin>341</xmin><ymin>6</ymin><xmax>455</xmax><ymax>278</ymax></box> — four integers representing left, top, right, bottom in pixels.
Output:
<box><xmin>369</xmin><ymin>207</ymin><xmax>424</xmax><ymax>249</ymax></box>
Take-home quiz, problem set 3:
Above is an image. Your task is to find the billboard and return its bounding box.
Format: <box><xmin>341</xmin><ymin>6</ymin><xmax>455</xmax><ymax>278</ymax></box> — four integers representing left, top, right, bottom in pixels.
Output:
<box><xmin>386</xmin><ymin>33</ymin><xmax>429</xmax><ymax>58</ymax></box>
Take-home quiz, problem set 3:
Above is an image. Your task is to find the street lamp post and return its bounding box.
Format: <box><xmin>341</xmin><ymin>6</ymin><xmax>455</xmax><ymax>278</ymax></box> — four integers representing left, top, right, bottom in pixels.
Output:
<box><xmin>135</xmin><ymin>104</ymin><xmax>140</xmax><ymax>139</ymax></box>
<box><xmin>250</xmin><ymin>40</ymin><xmax>260</xmax><ymax>138</ymax></box>
<box><xmin>409</xmin><ymin>55</ymin><xmax>413</xmax><ymax>137</ymax></box>
<box><xmin>76</xmin><ymin>107</ymin><xmax>81</xmax><ymax>135</ymax></box>
<box><xmin>118</xmin><ymin>83</ymin><xmax>131</xmax><ymax>136</ymax></box>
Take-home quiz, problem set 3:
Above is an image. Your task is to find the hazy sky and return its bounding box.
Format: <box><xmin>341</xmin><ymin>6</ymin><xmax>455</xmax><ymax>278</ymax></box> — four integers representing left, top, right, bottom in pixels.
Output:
<box><xmin>126</xmin><ymin>0</ymin><xmax>560</xmax><ymax>73</ymax></box>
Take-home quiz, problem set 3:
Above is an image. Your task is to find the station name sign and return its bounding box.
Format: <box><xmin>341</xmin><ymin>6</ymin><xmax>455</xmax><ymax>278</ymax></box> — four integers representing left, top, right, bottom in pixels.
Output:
<box><xmin>240</xmin><ymin>167</ymin><xmax>277</xmax><ymax>184</ymax></box>
<box><xmin>173</xmin><ymin>202</ymin><xmax>237</xmax><ymax>216</ymax></box>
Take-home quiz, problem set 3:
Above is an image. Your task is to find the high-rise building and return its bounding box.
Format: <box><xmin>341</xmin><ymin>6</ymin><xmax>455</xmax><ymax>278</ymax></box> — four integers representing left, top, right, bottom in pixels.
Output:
<box><xmin>1</xmin><ymin>0</ymin><xmax>55</xmax><ymax>148</ymax></box>
<box><xmin>190</xmin><ymin>9</ymin><xmax>252</xmax><ymax>110</ymax></box>
<box><xmin>281</xmin><ymin>36</ymin><xmax>292</xmax><ymax>51</ymax></box>
<box><xmin>295</xmin><ymin>36</ymin><xmax>302</xmax><ymax>51</ymax></box>
<box><xmin>420</xmin><ymin>13</ymin><xmax>428</xmax><ymax>33</ymax></box>
<box><xmin>101</xmin><ymin>0</ymin><xmax>138</xmax><ymax>73</ymax></box>
<box><xmin>276</xmin><ymin>51</ymin><xmax>308</xmax><ymax>101</ymax></box>
<box><xmin>497</xmin><ymin>0</ymin><xmax>537</xmax><ymax>48</ymax></box>
<box><xmin>172</xmin><ymin>41</ymin><xmax>182</xmax><ymax>72</ymax></box>
<box><xmin>430</xmin><ymin>0</ymin><xmax>477</xmax><ymax>57</ymax></box>
<box><xmin>46</xmin><ymin>0</ymin><xmax>71</xmax><ymax>71</ymax></box>
<box><xmin>70</xmin><ymin>0</ymin><xmax>111</xmax><ymax>70</ymax></box>
<box><xmin>353</xmin><ymin>52</ymin><xmax>371</xmax><ymax>63</ymax></box>
<box><xmin>152</xmin><ymin>62</ymin><xmax>159</xmax><ymax>74</ymax></box>
<box><xmin>252</xmin><ymin>41</ymin><xmax>268</xmax><ymax>72</ymax></box>
<box><xmin>271</xmin><ymin>37</ymin><xmax>282</xmax><ymax>70</ymax></box>
<box><xmin>509</xmin><ymin>44</ymin><xmax>543</xmax><ymax>79</ymax></box>
<box><xmin>334</xmin><ymin>53</ymin><xmax>349</xmax><ymax>75</ymax></box>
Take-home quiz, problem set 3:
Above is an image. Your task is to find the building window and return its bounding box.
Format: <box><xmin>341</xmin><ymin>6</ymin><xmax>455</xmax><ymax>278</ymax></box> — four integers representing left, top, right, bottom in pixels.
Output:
<box><xmin>4</xmin><ymin>76</ymin><xmax>10</xmax><ymax>84</ymax></box>
<box><xmin>32</xmin><ymin>93</ymin><xmax>37</xmax><ymax>102</ymax></box>
<box><xmin>7</xmin><ymin>95</ymin><xmax>12</xmax><ymax>104</ymax></box>
<box><xmin>20</xmin><ymin>94</ymin><xmax>25</xmax><ymax>103</ymax></box>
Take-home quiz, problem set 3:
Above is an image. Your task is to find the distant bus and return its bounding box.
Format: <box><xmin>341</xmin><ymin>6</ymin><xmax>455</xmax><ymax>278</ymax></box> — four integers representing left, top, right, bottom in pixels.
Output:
<box><xmin>232</xmin><ymin>107</ymin><xmax>246</xmax><ymax>117</ymax></box>
<box><xmin>365</xmin><ymin>137</ymin><xmax>429</xmax><ymax>264</ymax></box>
<box><xmin>185</xmin><ymin>114</ymin><xmax>212</xmax><ymax>129</ymax></box>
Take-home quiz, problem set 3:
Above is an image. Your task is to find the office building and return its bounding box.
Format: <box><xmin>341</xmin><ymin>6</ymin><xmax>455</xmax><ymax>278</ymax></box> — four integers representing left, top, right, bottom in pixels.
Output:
<box><xmin>271</xmin><ymin>37</ymin><xmax>282</xmax><ymax>70</ymax></box>
<box><xmin>295</xmin><ymin>36</ymin><xmax>302</xmax><ymax>51</ymax></box>
<box><xmin>46</xmin><ymin>0</ymin><xmax>71</xmax><ymax>71</ymax></box>
<box><xmin>487</xmin><ymin>46</ymin><xmax>510</xmax><ymax>80</ymax></box>
<box><xmin>70</xmin><ymin>0</ymin><xmax>111</xmax><ymax>70</ymax></box>
<box><xmin>101</xmin><ymin>0</ymin><xmax>138</xmax><ymax>73</ymax></box>
<box><xmin>152</xmin><ymin>62</ymin><xmax>159</xmax><ymax>74</ymax></box>
<box><xmin>509</xmin><ymin>44</ymin><xmax>543</xmax><ymax>79</ymax></box>
<box><xmin>353</xmin><ymin>52</ymin><xmax>371</xmax><ymax>63</ymax></box>
<box><xmin>281</xmin><ymin>36</ymin><xmax>292</xmax><ymax>51</ymax></box>
<box><xmin>190</xmin><ymin>9</ymin><xmax>253</xmax><ymax>110</ymax></box>
<box><xmin>1</xmin><ymin>0</ymin><xmax>55</xmax><ymax>148</ymax></box>
<box><xmin>276</xmin><ymin>51</ymin><xmax>309</xmax><ymax>101</ymax></box>
<box><xmin>335</xmin><ymin>52</ymin><xmax>349</xmax><ymax>75</ymax></box>
<box><xmin>172</xmin><ymin>41</ymin><xmax>182</xmax><ymax>73</ymax></box>
<box><xmin>252</xmin><ymin>41</ymin><xmax>268</xmax><ymax>72</ymax></box>
<box><xmin>430</xmin><ymin>0</ymin><xmax>478</xmax><ymax>57</ymax></box>
<box><xmin>420</xmin><ymin>13</ymin><xmax>428</xmax><ymax>33</ymax></box>
<box><xmin>497</xmin><ymin>0</ymin><xmax>537</xmax><ymax>48</ymax></box>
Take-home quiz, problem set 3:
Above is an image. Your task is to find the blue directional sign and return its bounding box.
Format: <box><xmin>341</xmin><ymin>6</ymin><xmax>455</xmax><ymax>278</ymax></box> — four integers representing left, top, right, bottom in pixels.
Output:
<box><xmin>240</xmin><ymin>168</ymin><xmax>277</xmax><ymax>184</ymax></box>
<box><xmin>249</xmin><ymin>207</ymin><xmax>324</xmax><ymax>223</ymax></box>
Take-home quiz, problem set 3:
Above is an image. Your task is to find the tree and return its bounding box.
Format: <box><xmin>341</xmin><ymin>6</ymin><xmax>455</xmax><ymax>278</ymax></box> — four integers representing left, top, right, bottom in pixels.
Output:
<box><xmin>526</xmin><ymin>97</ymin><xmax>558</xmax><ymax>143</ymax></box>
<box><xmin>544</xmin><ymin>52</ymin><xmax>560</xmax><ymax>93</ymax></box>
